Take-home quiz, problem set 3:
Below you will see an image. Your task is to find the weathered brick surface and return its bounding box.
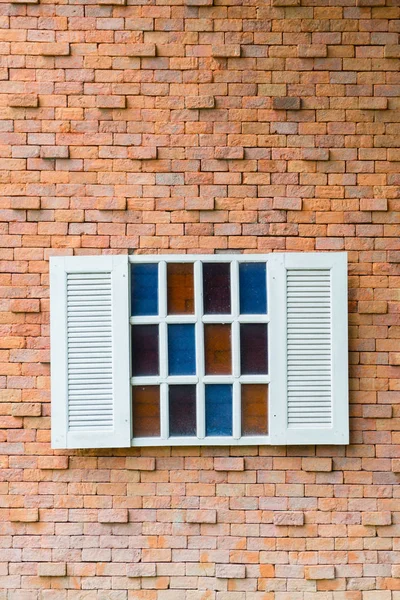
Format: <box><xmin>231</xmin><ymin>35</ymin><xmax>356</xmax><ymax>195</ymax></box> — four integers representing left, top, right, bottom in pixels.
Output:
<box><xmin>38</xmin><ymin>563</ymin><xmax>67</xmax><ymax>577</ymax></box>
<box><xmin>0</xmin><ymin>0</ymin><xmax>400</xmax><ymax>596</ymax></box>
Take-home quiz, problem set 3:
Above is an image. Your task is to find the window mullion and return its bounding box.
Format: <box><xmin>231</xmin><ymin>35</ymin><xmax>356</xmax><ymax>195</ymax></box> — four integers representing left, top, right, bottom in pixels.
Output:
<box><xmin>231</xmin><ymin>260</ymin><xmax>241</xmax><ymax>438</ymax></box>
<box><xmin>159</xmin><ymin>261</ymin><xmax>168</xmax><ymax>438</ymax></box>
<box><xmin>195</xmin><ymin>260</ymin><xmax>205</xmax><ymax>439</ymax></box>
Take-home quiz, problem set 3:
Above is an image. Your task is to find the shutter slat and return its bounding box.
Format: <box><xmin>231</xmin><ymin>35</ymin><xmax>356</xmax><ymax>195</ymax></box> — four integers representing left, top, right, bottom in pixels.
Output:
<box><xmin>67</xmin><ymin>272</ymin><xmax>115</xmax><ymax>432</ymax></box>
<box><xmin>287</xmin><ymin>269</ymin><xmax>332</xmax><ymax>428</ymax></box>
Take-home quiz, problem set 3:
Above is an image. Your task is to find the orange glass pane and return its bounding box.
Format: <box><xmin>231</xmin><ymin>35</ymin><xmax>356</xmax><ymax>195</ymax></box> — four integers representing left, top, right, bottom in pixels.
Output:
<box><xmin>204</xmin><ymin>324</ymin><xmax>231</xmax><ymax>375</ymax></box>
<box><xmin>132</xmin><ymin>386</ymin><xmax>160</xmax><ymax>437</ymax></box>
<box><xmin>167</xmin><ymin>263</ymin><xmax>194</xmax><ymax>315</ymax></box>
<box><xmin>241</xmin><ymin>384</ymin><xmax>268</xmax><ymax>436</ymax></box>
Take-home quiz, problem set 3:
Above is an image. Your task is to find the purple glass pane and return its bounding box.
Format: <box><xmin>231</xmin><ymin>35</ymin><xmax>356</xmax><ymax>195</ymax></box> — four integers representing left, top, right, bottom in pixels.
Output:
<box><xmin>132</xmin><ymin>325</ymin><xmax>159</xmax><ymax>376</ymax></box>
<box><xmin>203</xmin><ymin>263</ymin><xmax>231</xmax><ymax>315</ymax></box>
<box><xmin>240</xmin><ymin>324</ymin><xmax>268</xmax><ymax>375</ymax></box>
<box><xmin>169</xmin><ymin>385</ymin><xmax>197</xmax><ymax>437</ymax></box>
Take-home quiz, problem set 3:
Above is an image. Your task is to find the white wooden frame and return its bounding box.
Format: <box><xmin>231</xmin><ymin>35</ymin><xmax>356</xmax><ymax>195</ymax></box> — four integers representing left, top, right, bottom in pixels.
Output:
<box><xmin>129</xmin><ymin>254</ymin><xmax>272</xmax><ymax>446</ymax></box>
<box><xmin>269</xmin><ymin>252</ymin><xmax>349</xmax><ymax>445</ymax></box>
<box><xmin>50</xmin><ymin>255</ymin><xmax>131</xmax><ymax>449</ymax></box>
<box><xmin>50</xmin><ymin>252</ymin><xmax>349</xmax><ymax>449</ymax></box>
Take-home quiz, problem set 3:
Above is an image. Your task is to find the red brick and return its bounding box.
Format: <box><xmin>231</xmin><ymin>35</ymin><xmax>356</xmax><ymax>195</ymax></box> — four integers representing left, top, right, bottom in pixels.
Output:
<box><xmin>9</xmin><ymin>509</ymin><xmax>39</xmax><ymax>522</ymax></box>
<box><xmin>40</xmin><ymin>147</ymin><xmax>70</xmax><ymax>160</ymax></box>
<box><xmin>11</xmin><ymin>403</ymin><xmax>41</xmax><ymax>417</ymax></box>
<box><xmin>358</xmin><ymin>98</ymin><xmax>388</xmax><ymax>110</ymax></box>
<box><xmin>128</xmin><ymin>44</ymin><xmax>157</xmax><ymax>57</ymax></box>
<box><xmin>38</xmin><ymin>456</ymin><xmax>69</xmax><ymax>470</ymax></box>
<box><xmin>185</xmin><ymin>96</ymin><xmax>215</xmax><ymax>110</ymax></box>
<box><xmin>359</xmin><ymin>301</ymin><xmax>388</xmax><ymax>314</ymax></box>
<box><xmin>302</xmin><ymin>148</ymin><xmax>330</xmax><ymax>161</ymax></box>
<box><xmin>362</xmin><ymin>512</ymin><xmax>392</xmax><ymax>526</ymax></box>
<box><xmin>273</xmin><ymin>97</ymin><xmax>301</xmax><ymax>111</ymax></box>
<box><xmin>214</xmin><ymin>458</ymin><xmax>244</xmax><ymax>471</ymax></box>
<box><xmin>212</xmin><ymin>46</ymin><xmax>241</xmax><ymax>58</ymax></box>
<box><xmin>8</xmin><ymin>95</ymin><xmax>39</xmax><ymax>108</ymax></box>
<box><xmin>302</xmin><ymin>458</ymin><xmax>333</xmax><ymax>472</ymax></box>
<box><xmin>96</xmin><ymin>96</ymin><xmax>127</xmax><ymax>109</ymax></box>
<box><xmin>10</xmin><ymin>300</ymin><xmax>40</xmax><ymax>313</ymax></box>
<box><xmin>96</xmin><ymin>198</ymin><xmax>127</xmax><ymax>211</ymax></box>
<box><xmin>98</xmin><ymin>509</ymin><xmax>129</xmax><ymax>523</ymax></box>
<box><xmin>215</xmin><ymin>147</ymin><xmax>244</xmax><ymax>160</ymax></box>
<box><xmin>298</xmin><ymin>45</ymin><xmax>327</xmax><ymax>58</ymax></box>
<box><xmin>186</xmin><ymin>0</ymin><xmax>213</xmax><ymax>5</ymax></box>
<box><xmin>126</xmin><ymin>457</ymin><xmax>156</xmax><ymax>471</ymax></box>
<box><xmin>128</xmin><ymin>147</ymin><xmax>158</xmax><ymax>160</ymax></box>
<box><xmin>272</xmin><ymin>0</ymin><xmax>299</xmax><ymax>5</ymax></box>
<box><xmin>360</xmin><ymin>199</ymin><xmax>388</xmax><ymax>212</ymax></box>
<box><xmin>40</xmin><ymin>43</ymin><xmax>70</xmax><ymax>56</ymax></box>
<box><xmin>273</xmin><ymin>197</ymin><xmax>302</xmax><ymax>211</ymax></box>
<box><xmin>385</xmin><ymin>45</ymin><xmax>400</xmax><ymax>58</ymax></box>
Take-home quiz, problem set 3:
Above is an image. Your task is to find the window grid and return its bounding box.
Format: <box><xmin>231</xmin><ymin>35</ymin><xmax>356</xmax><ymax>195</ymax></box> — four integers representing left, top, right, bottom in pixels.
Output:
<box><xmin>130</xmin><ymin>255</ymin><xmax>270</xmax><ymax>446</ymax></box>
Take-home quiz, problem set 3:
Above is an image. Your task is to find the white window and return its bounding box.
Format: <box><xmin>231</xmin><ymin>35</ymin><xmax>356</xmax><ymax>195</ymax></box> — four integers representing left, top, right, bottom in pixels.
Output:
<box><xmin>50</xmin><ymin>253</ymin><xmax>349</xmax><ymax>449</ymax></box>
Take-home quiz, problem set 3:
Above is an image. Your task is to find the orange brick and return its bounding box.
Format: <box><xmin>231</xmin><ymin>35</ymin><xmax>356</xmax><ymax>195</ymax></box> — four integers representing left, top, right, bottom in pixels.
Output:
<box><xmin>212</xmin><ymin>46</ymin><xmax>241</xmax><ymax>58</ymax></box>
<box><xmin>38</xmin><ymin>456</ymin><xmax>69</xmax><ymax>470</ymax></box>
<box><xmin>126</xmin><ymin>457</ymin><xmax>156</xmax><ymax>471</ymax></box>
<box><xmin>8</xmin><ymin>94</ymin><xmax>39</xmax><ymax>108</ymax></box>
<box><xmin>9</xmin><ymin>509</ymin><xmax>39</xmax><ymax>522</ymax></box>
<box><xmin>185</xmin><ymin>96</ymin><xmax>215</xmax><ymax>110</ymax></box>
<box><xmin>96</xmin><ymin>96</ymin><xmax>127</xmax><ymax>109</ymax></box>
<box><xmin>40</xmin><ymin>43</ymin><xmax>70</xmax><ymax>56</ymax></box>
<box><xmin>98</xmin><ymin>509</ymin><xmax>129</xmax><ymax>523</ymax></box>
<box><xmin>302</xmin><ymin>458</ymin><xmax>333</xmax><ymax>472</ymax></box>
<box><xmin>358</xmin><ymin>301</ymin><xmax>388</xmax><ymax>314</ymax></box>
<box><xmin>214</xmin><ymin>458</ymin><xmax>244</xmax><ymax>472</ymax></box>
<box><xmin>10</xmin><ymin>299</ymin><xmax>40</xmax><ymax>313</ymax></box>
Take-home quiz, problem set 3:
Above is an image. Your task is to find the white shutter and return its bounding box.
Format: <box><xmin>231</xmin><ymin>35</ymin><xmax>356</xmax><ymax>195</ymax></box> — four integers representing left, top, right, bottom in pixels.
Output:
<box><xmin>269</xmin><ymin>252</ymin><xmax>349</xmax><ymax>445</ymax></box>
<box><xmin>50</xmin><ymin>255</ymin><xmax>131</xmax><ymax>449</ymax></box>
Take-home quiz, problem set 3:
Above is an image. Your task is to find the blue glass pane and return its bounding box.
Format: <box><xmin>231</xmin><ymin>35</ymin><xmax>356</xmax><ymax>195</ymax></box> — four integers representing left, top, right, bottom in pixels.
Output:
<box><xmin>168</xmin><ymin>324</ymin><xmax>196</xmax><ymax>376</ymax></box>
<box><xmin>239</xmin><ymin>263</ymin><xmax>267</xmax><ymax>314</ymax></box>
<box><xmin>205</xmin><ymin>385</ymin><xmax>232</xmax><ymax>436</ymax></box>
<box><xmin>131</xmin><ymin>264</ymin><xmax>158</xmax><ymax>316</ymax></box>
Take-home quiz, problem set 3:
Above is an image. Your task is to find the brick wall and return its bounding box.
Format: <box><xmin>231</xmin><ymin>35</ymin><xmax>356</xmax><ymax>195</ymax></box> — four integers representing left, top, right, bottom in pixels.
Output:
<box><xmin>1</xmin><ymin>0</ymin><xmax>400</xmax><ymax>596</ymax></box>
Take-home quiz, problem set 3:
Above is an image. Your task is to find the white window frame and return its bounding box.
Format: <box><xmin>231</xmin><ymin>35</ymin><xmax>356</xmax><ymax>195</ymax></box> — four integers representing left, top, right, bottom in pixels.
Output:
<box><xmin>50</xmin><ymin>252</ymin><xmax>349</xmax><ymax>449</ymax></box>
<box><xmin>130</xmin><ymin>254</ymin><xmax>277</xmax><ymax>447</ymax></box>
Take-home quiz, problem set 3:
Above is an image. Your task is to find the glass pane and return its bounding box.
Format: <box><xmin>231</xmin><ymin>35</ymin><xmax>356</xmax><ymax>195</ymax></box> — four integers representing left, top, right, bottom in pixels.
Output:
<box><xmin>168</xmin><ymin>324</ymin><xmax>196</xmax><ymax>376</ymax></box>
<box><xmin>241</xmin><ymin>384</ymin><xmax>268</xmax><ymax>436</ymax></box>
<box><xmin>239</xmin><ymin>263</ymin><xmax>267</xmax><ymax>314</ymax></box>
<box><xmin>132</xmin><ymin>385</ymin><xmax>160</xmax><ymax>437</ymax></box>
<box><xmin>169</xmin><ymin>385</ymin><xmax>197</xmax><ymax>436</ymax></box>
<box><xmin>205</xmin><ymin>385</ymin><xmax>232</xmax><ymax>436</ymax></box>
<box><xmin>167</xmin><ymin>263</ymin><xmax>194</xmax><ymax>315</ymax></box>
<box><xmin>132</xmin><ymin>325</ymin><xmax>159</xmax><ymax>376</ymax></box>
<box><xmin>240</xmin><ymin>324</ymin><xmax>268</xmax><ymax>375</ymax></box>
<box><xmin>203</xmin><ymin>263</ymin><xmax>231</xmax><ymax>315</ymax></box>
<box><xmin>204</xmin><ymin>324</ymin><xmax>231</xmax><ymax>375</ymax></box>
<box><xmin>131</xmin><ymin>263</ymin><xmax>158</xmax><ymax>316</ymax></box>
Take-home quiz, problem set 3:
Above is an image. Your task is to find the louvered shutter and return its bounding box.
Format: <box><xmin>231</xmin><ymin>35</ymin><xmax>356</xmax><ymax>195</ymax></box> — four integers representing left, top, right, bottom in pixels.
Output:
<box><xmin>50</xmin><ymin>255</ymin><xmax>131</xmax><ymax>449</ymax></box>
<box><xmin>269</xmin><ymin>252</ymin><xmax>349</xmax><ymax>445</ymax></box>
